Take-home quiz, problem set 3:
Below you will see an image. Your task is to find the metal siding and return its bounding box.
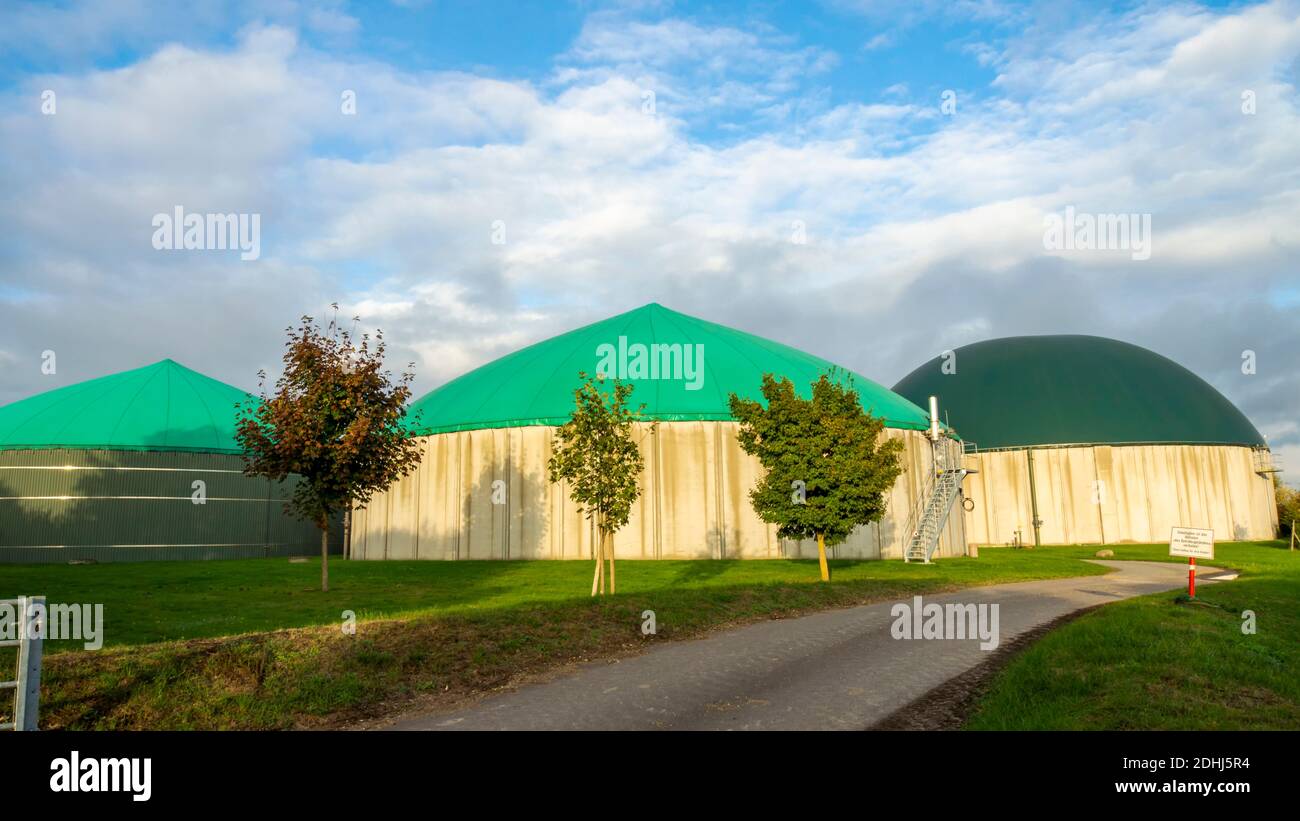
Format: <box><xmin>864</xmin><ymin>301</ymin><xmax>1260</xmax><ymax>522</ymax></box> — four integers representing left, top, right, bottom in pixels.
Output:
<box><xmin>0</xmin><ymin>449</ymin><xmax>340</xmax><ymax>563</ymax></box>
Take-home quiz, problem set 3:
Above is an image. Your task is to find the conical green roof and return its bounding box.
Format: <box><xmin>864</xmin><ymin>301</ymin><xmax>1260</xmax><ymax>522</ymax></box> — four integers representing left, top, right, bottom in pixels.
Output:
<box><xmin>0</xmin><ymin>359</ymin><xmax>252</xmax><ymax>453</ymax></box>
<box><xmin>409</xmin><ymin>303</ymin><xmax>931</xmax><ymax>434</ymax></box>
<box><xmin>892</xmin><ymin>335</ymin><xmax>1266</xmax><ymax>449</ymax></box>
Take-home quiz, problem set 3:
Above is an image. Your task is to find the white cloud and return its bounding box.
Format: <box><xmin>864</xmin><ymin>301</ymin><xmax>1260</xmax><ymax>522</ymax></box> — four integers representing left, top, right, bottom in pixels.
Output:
<box><xmin>2</xmin><ymin>1</ymin><xmax>1299</xmax><ymax>483</ymax></box>
<box><xmin>863</xmin><ymin>32</ymin><xmax>892</xmax><ymax>51</ymax></box>
<box><xmin>557</xmin><ymin>15</ymin><xmax>839</xmax><ymax>124</ymax></box>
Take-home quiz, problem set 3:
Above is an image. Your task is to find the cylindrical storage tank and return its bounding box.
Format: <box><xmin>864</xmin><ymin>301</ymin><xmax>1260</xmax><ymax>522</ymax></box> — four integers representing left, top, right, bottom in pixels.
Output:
<box><xmin>353</xmin><ymin>303</ymin><xmax>967</xmax><ymax>561</ymax></box>
<box><xmin>0</xmin><ymin>359</ymin><xmax>338</xmax><ymax>562</ymax></box>
<box><xmin>892</xmin><ymin>335</ymin><xmax>1278</xmax><ymax>546</ymax></box>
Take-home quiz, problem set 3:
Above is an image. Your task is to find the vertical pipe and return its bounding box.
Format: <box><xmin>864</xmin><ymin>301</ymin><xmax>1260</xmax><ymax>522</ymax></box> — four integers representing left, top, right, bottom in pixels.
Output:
<box><xmin>1027</xmin><ymin>448</ymin><xmax>1043</xmax><ymax>548</ymax></box>
<box><xmin>264</xmin><ymin>475</ymin><xmax>273</xmax><ymax>558</ymax></box>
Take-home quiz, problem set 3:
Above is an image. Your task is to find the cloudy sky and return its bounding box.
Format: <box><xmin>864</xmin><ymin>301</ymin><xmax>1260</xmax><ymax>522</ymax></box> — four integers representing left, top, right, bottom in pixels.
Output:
<box><xmin>1</xmin><ymin>0</ymin><xmax>1297</xmax><ymax>479</ymax></box>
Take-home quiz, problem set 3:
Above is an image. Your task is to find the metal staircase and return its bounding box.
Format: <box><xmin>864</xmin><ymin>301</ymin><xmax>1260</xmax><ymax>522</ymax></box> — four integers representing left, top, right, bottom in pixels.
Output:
<box><xmin>903</xmin><ymin>467</ymin><xmax>966</xmax><ymax>563</ymax></box>
<box><xmin>903</xmin><ymin>396</ymin><xmax>969</xmax><ymax>564</ymax></box>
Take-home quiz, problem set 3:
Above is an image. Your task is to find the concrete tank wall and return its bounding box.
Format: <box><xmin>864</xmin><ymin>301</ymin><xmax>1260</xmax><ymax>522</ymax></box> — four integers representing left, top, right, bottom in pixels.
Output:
<box><xmin>351</xmin><ymin>422</ymin><xmax>967</xmax><ymax>561</ymax></box>
<box><xmin>961</xmin><ymin>444</ymin><xmax>1277</xmax><ymax>546</ymax></box>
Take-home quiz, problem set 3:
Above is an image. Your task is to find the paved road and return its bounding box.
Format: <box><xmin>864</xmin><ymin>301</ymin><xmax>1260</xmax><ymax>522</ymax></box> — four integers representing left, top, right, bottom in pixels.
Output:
<box><xmin>390</xmin><ymin>560</ymin><xmax>1233</xmax><ymax>731</ymax></box>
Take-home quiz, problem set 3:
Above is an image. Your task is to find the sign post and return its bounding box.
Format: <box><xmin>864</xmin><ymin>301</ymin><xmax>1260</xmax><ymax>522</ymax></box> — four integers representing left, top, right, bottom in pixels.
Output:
<box><xmin>1169</xmin><ymin>527</ymin><xmax>1214</xmax><ymax>598</ymax></box>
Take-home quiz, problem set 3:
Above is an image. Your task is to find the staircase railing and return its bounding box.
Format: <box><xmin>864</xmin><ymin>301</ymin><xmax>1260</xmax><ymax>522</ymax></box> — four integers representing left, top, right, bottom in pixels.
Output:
<box><xmin>900</xmin><ymin>467</ymin><xmax>937</xmax><ymax>560</ymax></box>
<box><xmin>905</xmin><ymin>470</ymin><xmax>965</xmax><ymax>563</ymax></box>
<box><xmin>1253</xmin><ymin>447</ymin><xmax>1281</xmax><ymax>477</ymax></box>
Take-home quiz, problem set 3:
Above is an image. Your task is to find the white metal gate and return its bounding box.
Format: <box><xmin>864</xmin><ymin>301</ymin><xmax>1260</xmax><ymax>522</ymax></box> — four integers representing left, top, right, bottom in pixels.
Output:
<box><xmin>1</xmin><ymin>595</ymin><xmax>44</xmax><ymax>731</ymax></box>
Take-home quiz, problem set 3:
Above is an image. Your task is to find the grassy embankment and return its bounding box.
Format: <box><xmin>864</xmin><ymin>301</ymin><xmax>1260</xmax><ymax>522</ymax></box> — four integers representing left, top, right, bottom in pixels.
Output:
<box><xmin>965</xmin><ymin>540</ymin><xmax>1300</xmax><ymax>730</ymax></box>
<box><xmin>1</xmin><ymin>550</ymin><xmax>1106</xmax><ymax>729</ymax></box>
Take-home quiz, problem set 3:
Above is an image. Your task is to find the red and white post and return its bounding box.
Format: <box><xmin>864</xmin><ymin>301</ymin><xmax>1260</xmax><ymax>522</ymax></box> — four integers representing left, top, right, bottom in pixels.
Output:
<box><xmin>1170</xmin><ymin>527</ymin><xmax>1212</xmax><ymax>599</ymax></box>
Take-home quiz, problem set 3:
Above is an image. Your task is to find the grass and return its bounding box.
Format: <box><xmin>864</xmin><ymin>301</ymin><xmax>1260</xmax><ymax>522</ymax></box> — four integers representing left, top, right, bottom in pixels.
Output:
<box><xmin>12</xmin><ymin>542</ymin><xmax>1295</xmax><ymax>730</ymax></box>
<box><xmin>0</xmin><ymin>550</ymin><xmax>1108</xmax><ymax>729</ymax></box>
<box><xmin>0</xmin><ymin>550</ymin><xmax>1108</xmax><ymax>651</ymax></box>
<box><xmin>965</xmin><ymin>540</ymin><xmax>1300</xmax><ymax>730</ymax></box>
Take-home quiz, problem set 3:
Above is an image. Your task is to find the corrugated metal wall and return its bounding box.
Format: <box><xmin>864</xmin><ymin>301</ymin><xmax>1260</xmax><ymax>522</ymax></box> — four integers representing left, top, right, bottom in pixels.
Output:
<box><xmin>0</xmin><ymin>449</ymin><xmax>341</xmax><ymax>563</ymax></box>
<box><xmin>352</xmin><ymin>423</ymin><xmax>968</xmax><ymax>561</ymax></box>
<box><xmin>961</xmin><ymin>444</ymin><xmax>1278</xmax><ymax>545</ymax></box>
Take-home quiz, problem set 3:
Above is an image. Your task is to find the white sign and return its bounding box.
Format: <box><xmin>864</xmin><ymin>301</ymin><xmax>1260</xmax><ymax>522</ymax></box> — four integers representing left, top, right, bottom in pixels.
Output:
<box><xmin>1170</xmin><ymin>527</ymin><xmax>1214</xmax><ymax>559</ymax></box>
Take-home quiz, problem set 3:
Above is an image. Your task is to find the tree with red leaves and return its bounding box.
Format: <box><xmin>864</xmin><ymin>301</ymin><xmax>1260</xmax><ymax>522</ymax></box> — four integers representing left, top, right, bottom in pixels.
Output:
<box><xmin>236</xmin><ymin>309</ymin><xmax>421</xmax><ymax>592</ymax></box>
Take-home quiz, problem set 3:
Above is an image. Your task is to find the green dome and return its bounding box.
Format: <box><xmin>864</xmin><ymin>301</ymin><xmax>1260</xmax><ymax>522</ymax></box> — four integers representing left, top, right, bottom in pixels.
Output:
<box><xmin>410</xmin><ymin>303</ymin><xmax>931</xmax><ymax>434</ymax></box>
<box><xmin>0</xmin><ymin>359</ymin><xmax>252</xmax><ymax>454</ymax></box>
<box><xmin>892</xmin><ymin>335</ymin><xmax>1266</xmax><ymax>450</ymax></box>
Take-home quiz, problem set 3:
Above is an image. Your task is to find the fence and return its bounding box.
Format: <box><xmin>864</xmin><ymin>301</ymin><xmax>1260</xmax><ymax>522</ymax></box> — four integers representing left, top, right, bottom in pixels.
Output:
<box><xmin>1</xmin><ymin>595</ymin><xmax>44</xmax><ymax>731</ymax></box>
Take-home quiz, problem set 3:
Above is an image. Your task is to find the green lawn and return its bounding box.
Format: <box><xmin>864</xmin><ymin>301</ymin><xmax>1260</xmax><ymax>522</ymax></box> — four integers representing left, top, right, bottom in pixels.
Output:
<box><xmin>0</xmin><ymin>549</ymin><xmax>1107</xmax><ymax>651</ymax></box>
<box><xmin>965</xmin><ymin>540</ymin><xmax>1300</xmax><ymax>730</ymax></box>
<box><xmin>9</xmin><ymin>542</ymin><xmax>1294</xmax><ymax>730</ymax></box>
<box><xmin>0</xmin><ymin>548</ymin><xmax>1111</xmax><ymax>729</ymax></box>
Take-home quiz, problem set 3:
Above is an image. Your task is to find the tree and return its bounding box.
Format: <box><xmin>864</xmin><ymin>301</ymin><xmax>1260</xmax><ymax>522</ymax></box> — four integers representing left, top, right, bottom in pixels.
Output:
<box><xmin>729</xmin><ymin>370</ymin><xmax>904</xmax><ymax>582</ymax></box>
<box><xmin>1276</xmin><ymin>477</ymin><xmax>1300</xmax><ymax>545</ymax></box>
<box><xmin>548</xmin><ymin>372</ymin><xmax>650</xmax><ymax>596</ymax></box>
<box><xmin>236</xmin><ymin>310</ymin><xmax>422</xmax><ymax>592</ymax></box>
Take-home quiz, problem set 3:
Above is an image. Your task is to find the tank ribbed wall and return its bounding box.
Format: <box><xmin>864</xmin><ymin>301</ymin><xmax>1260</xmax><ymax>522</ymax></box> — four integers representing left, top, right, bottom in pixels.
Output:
<box><xmin>961</xmin><ymin>444</ymin><xmax>1277</xmax><ymax>546</ymax></box>
<box><xmin>351</xmin><ymin>423</ymin><xmax>967</xmax><ymax>561</ymax></box>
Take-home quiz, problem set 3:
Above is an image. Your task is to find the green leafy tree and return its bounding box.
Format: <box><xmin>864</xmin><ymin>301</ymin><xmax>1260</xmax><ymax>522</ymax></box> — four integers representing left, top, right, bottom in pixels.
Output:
<box><xmin>1276</xmin><ymin>477</ymin><xmax>1300</xmax><ymax>543</ymax></box>
<box><xmin>548</xmin><ymin>372</ymin><xmax>650</xmax><ymax>595</ymax></box>
<box><xmin>236</xmin><ymin>310</ymin><xmax>422</xmax><ymax>592</ymax></box>
<box><xmin>729</xmin><ymin>370</ymin><xmax>904</xmax><ymax>581</ymax></box>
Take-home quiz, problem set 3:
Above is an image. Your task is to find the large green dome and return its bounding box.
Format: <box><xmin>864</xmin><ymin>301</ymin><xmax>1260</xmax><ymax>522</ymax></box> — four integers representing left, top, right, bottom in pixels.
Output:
<box><xmin>892</xmin><ymin>335</ymin><xmax>1266</xmax><ymax>450</ymax></box>
<box><xmin>409</xmin><ymin>303</ymin><xmax>931</xmax><ymax>434</ymax></box>
<box><xmin>0</xmin><ymin>359</ymin><xmax>252</xmax><ymax>453</ymax></box>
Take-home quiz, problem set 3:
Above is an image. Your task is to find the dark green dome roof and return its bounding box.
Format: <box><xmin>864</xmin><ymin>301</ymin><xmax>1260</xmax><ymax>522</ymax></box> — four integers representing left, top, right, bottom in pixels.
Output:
<box><xmin>409</xmin><ymin>303</ymin><xmax>932</xmax><ymax>434</ymax></box>
<box><xmin>892</xmin><ymin>335</ymin><xmax>1265</xmax><ymax>450</ymax></box>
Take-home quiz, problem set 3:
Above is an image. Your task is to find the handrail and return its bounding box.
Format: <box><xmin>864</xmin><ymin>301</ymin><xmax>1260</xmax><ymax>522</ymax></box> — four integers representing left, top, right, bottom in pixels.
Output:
<box><xmin>902</xmin><ymin>466</ymin><xmax>937</xmax><ymax>547</ymax></box>
<box><xmin>904</xmin><ymin>439</ymin><xmax>973</xmax><ymax>562</ymax></box>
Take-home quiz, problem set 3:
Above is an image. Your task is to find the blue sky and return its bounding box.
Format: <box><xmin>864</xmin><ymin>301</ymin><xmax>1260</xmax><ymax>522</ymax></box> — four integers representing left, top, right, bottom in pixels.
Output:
<box><xmin>1</xmin><ymin>0</ymin><xmax>1298</xmax><ymax>477</ymax></box>
<box><xmin>0</xmin><ymin>0</ymin><xmax>1023</xmax><ymax>151</ymax></box>
<box><xmin>2</xmin><ymin>1</ymin><xmax>998</xmax><ymax>88</ymax></box>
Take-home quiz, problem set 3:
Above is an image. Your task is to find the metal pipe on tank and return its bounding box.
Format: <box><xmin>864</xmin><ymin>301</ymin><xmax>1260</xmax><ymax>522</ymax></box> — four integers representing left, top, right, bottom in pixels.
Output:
<box><xmin>1027</xmin><ymin>448</ymin><xmax>1042</xmax><ymax>548</ymax></box>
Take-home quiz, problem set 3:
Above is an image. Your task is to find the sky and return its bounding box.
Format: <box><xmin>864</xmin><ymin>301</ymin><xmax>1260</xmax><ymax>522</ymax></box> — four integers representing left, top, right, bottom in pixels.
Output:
<box><xmin>0</xmin><ymin>0</ymin><xmax>1297</xmax><ymax>481</ymax></box>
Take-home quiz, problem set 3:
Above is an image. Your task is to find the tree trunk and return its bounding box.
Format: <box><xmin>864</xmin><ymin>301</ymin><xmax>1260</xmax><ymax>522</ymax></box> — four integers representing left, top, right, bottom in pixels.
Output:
<box><xmin>591</xmin><ymin>517</ymin><xmax>602</xmax><ymax>597</ymax></box>
<box><xmin>321</xmin><ymin>522</ymin><xmax>330</xmax><ymax>592</ymax></box>
<box><xmin>816</xmin><ymin>532</ymin><xmax>830</xmax><ymax>582</ymax></box>
<box><xmin>343</xmin><ymin>508</ymin><xmax>351</xmax><ymax>560</ymax></box>
<box><xmin>607</xmin><ymin>529</ymin><xmax>616</xmax><ymax>595</ymax></box>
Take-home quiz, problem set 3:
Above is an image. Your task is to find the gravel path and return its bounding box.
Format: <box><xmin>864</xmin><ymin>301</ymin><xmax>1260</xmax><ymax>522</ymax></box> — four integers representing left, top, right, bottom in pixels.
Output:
<box><xmin>389</xmin><ymin>560</ymin><xmax>1232</xmax><ymax>731</ymax></box>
